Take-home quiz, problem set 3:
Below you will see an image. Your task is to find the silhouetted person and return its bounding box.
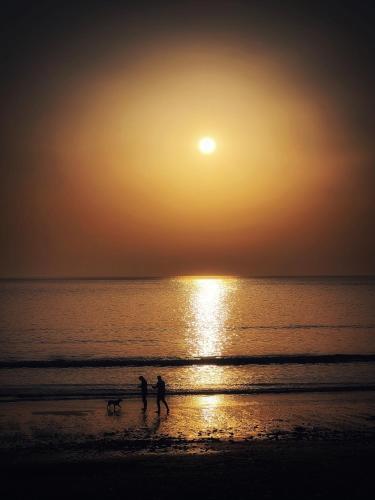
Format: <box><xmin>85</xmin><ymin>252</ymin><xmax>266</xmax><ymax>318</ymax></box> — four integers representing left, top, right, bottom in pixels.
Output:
<box><xmin>153</xmin><ymin>375</ymin><xmax>169</xmax><ymax>414</ymax></box>
<box><xmin>139</xmin><ymin>376</ymin><xmax>148</xmax><ymax>411</ymax></box>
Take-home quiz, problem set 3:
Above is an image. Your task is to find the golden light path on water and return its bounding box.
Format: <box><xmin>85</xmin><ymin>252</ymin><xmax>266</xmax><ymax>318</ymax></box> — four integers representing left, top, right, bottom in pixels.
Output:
<box><xmin>181</xmin><ymin>277</ymin><xmax>236</xmax><ymax>416</ymax></box>
<box><xmin>189</xmin><ymin>277</ymin><xmax>231</xmax><ymax>357</ymax></box>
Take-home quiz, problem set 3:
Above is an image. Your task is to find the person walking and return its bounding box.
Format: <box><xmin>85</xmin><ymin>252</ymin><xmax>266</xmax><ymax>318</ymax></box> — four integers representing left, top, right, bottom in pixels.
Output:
<box><xmin>153</xmin><ymin>375</ymin><xmax>169</xmax><ymax>414</ymax></box>
<box><xmin>139</xmin><ymin>376</ymin><xmax>148</xmax><ymax>412</ymax></box>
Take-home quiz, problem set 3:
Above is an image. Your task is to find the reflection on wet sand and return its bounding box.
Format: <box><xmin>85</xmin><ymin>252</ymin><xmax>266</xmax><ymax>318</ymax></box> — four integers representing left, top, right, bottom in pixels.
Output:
<box><xmin>140</xmin><ymin>412</ymin><xmax>167</xmax><ymax>437</ymax></box>
<box><xmin>2</xmin><ymin>393</ymin><xmax>374</xmax><ymax>455</ymax></box>
<box><xmin>197</xmin><ymin>395</ymin><xmax>224</xmax><ymax>427</ymax></box>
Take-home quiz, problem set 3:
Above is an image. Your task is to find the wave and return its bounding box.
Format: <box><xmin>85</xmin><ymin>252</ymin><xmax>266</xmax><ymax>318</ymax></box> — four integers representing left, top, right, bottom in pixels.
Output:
<box><xmin>1</xmin><ymin>354</ymin><xmax>375</xmax><ymax>368</ymax></box>
<box><xmin>1</xmin><ymin>383</ymin><xmax>374</xmax><ymax>402</ymax></box>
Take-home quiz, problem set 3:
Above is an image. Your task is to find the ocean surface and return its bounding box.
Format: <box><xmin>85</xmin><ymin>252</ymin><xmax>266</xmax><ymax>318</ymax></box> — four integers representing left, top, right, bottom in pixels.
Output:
<box><xmin>0</xmin><ymin>277</ymin><xmax>374</xmax><ymax>401</ymax></box>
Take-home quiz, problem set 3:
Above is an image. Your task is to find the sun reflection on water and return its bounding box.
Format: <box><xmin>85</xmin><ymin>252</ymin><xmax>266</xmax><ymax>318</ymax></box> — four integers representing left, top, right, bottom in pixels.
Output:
<box><xmin>187</xmin><ymin>277</ymin><xmax>233</xmax><ymax>358</ymax></box>
<box><xmin>179</xmin><ymin>276</ymin><xmax>236</xmax><ymax>409</ymax></box>
<box><xmin>187</xmin><ymin>365</ymin><xmax>227</xmax><ymax>389</ymax></box>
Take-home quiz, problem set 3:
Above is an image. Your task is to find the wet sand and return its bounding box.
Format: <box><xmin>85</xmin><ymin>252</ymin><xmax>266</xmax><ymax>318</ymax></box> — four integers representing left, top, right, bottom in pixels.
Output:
<box><xmin>1</xmin><ymin>392</ymin><xmax>375</xmax><ymax>454</ymax></box>
<box><xmin>1</xmin><ymin>393</ymin><xmax>375</xmax><ymax>499</ymax></box>
<box><xmin>3</xmin><ymin>439</ymin><xmax>375</xmax><ymax>500</ymax></box>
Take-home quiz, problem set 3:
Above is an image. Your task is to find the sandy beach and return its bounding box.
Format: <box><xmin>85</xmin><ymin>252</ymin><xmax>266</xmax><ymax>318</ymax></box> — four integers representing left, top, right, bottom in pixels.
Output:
<box><xmin>2</xmin><ymin>392</ymin><xmax>375</xmax><ymax>456</ymax></box>
<box><xmin>2</xmin><ymin>439</ymin><xmax>375</xmax><ymax>500</ymax></box>
<box><xmin>1</xmin><ymin>392</ymin><xmax>375</xmax><ymax>498</ymax></box>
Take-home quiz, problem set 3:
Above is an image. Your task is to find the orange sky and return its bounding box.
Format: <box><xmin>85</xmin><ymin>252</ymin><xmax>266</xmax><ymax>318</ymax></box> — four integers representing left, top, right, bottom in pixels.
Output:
<box><xmin>1</xmin><ymin>2</ymin><xmax>374</xmax><ymax>277</ymax></box>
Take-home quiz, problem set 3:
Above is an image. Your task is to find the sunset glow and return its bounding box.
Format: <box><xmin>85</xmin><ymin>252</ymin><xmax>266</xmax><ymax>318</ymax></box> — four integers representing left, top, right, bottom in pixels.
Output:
<box><xmin>198</xmin><ymin>137</ymin><xmax>216</xmax><ymax>155</ymax></box>
<box><xmin>24</xmin><ymin>40</ymin><xmax>357</xmax><ymax>277</ymax></box>
<box><xmin>1</xmin><ymin>2</ymin><xmax>374</xmax><ymax>278</ymax></box>
<box><xmin>1</xmin><ymin>4</ymin><xmax>375</xmax><ymax>497</ymax></box>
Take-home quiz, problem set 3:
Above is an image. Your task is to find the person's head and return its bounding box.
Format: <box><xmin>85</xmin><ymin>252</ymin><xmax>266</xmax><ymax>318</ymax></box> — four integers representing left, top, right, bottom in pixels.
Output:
<box><xmin>157</xmin><ymin>375</ymin><xmax>162</xmax><ymax>381</ymax></box>
<box><xmin>139</xmin><ymin>376</ymin><xmax>144</xmax><ymax>381</ymax></box>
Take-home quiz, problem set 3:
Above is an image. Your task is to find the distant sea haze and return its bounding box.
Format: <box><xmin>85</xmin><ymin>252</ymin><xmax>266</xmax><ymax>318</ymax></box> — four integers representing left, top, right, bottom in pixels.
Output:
<box><xmin>0</xmin><ymin>277</ymin><xmax>374</xmax><ymax>400</ymax></box>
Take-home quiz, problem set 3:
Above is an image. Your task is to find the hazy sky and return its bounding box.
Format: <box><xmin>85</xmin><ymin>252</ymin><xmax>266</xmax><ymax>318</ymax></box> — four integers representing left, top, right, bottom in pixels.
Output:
<box><xmin>1</xmin><ymin>0</ymin><xmax>374</xmax><ymax>277</ymax></box>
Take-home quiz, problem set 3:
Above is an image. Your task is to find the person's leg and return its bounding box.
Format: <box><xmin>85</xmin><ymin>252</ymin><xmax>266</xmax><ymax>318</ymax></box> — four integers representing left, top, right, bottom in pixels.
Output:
<box><xmin>143</xmin><ymin>395</ymin><xmax>147</xmax><ymax>411</ymax></box>
<box><xmin>162</xmin><ymin>397</ymin><xmax>169</xmax><ymax>413</ymax></box>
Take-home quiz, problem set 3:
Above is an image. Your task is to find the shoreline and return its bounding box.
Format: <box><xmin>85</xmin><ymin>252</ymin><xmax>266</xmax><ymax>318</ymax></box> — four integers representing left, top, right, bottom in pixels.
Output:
<box><xmin>1</xmin><ymin>392</ymin><xmax>374</xmax><ymax>456</ymax></box>
<box><xmin>1</xmin><ymin>388</ymin><xmax>374</xmax><ymax>499</ymax></box>
<box><xmin>2</xmin><ymin>383</ymin><xmax>375</xmax><ymax>403</ymax></box>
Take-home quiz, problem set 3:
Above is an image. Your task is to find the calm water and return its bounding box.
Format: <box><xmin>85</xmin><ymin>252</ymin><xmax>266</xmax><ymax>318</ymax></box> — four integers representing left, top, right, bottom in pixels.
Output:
<box><xmin>0</xmin><ymin>277</ymin><xmax>375</xmax><ymax>399</ymax></box>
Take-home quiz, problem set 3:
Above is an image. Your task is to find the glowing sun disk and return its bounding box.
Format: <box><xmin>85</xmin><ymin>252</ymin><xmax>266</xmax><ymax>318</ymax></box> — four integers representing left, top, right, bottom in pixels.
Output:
<box><xmin>198</xmin><ymin>137</ymin><xmax>216</xmax><ymax>154</ymax></box>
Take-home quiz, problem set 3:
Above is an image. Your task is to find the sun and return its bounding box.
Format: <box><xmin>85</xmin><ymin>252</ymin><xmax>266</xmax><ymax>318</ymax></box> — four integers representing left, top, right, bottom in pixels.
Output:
<box><xmin>198</xmin><ymin>137</ymin><xmax>216</xmax><ymax>155</ymax></box>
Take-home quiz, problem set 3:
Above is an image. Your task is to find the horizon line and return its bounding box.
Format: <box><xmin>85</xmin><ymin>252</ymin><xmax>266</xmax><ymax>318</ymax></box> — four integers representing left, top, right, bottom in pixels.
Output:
<box><xmin>1</xmin><ymin>274</ymin><xmax>375</xmax><ymax>281</ymax></box>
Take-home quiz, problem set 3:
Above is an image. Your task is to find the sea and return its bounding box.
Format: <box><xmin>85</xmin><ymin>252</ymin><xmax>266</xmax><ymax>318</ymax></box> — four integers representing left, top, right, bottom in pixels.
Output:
<box><xmin>0</xmin><ymin>277</ymin><xmax>374</xmax><ymax>401</ymax></box>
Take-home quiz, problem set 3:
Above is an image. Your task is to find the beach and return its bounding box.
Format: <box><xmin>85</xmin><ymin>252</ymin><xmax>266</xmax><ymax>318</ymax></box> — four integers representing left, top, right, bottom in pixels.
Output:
<box><xmin>2</xmin><ymin>392</ymin><xmax>375</xmax><ymax>455</ymax></box>
<box><xmin>2</xmin><ymin>393</ymin><xmax>375</xmax><ymax>499</ymax></box>
<box><xmin>4</xmin><ymin>440</ymin><xmax>375</xmax><ymax>500</ymax></box>
<box><xmin>1</xmin><ymin>278</ymin><xmax>374</xmax><ymax>498</ymax></box>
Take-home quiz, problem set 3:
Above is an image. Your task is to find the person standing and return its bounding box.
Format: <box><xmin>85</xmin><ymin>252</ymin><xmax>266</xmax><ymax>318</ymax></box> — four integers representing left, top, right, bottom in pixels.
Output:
<box><xmin>139</xmin><ymin>376</ymin><xmax>148</xmax><ymax>412</ymax></box>
<box><xmin>153</xmin><ymin>375</ymin><xmax>169</xmax><ymax>414</ymax></box>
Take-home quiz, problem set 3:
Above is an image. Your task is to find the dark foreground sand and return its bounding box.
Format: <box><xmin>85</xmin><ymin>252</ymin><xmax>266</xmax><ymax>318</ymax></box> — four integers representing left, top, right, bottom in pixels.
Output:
<box><xmin>1</xmin><ymin>393</ymin><xmax>375</xmax><ymax>499</ymax></box>
<box><xmin>2</xmin><ymin>440</ymin><xmax>375</xmax><ymax>500</ymax></box>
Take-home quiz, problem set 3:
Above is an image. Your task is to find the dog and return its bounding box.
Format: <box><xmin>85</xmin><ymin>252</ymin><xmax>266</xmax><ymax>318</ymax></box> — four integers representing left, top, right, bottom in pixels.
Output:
<box><xmin>107</xmin><ymin>398</ymin><xmax>122</xmax><ymax>411</ymax></box>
